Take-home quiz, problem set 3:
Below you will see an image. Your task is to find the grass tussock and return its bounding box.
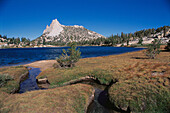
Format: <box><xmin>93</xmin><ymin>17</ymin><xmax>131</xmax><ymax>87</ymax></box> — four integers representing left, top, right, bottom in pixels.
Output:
<box><xmin>38</xmin><ymin>47</ymin><xmax>169</xmax><ymax>87</ymax></box>
<box><xmin>38</xmin><ymin>66</ymin><xmax>114</xmax><ymax>86</ymax></box>
<box><xmin>0</xmin><ymin>84</ymin><xmax>93</xmax><ymax>113</ymax></box>
<box><xmin>0</xmin><ymin>66</ymin><xmax>28</xmax><ymax>93</ymax></box>
<box><xmin>36</xmin><ymin>46</ymin><xmax>169</xmax><ymax>112</ymax></box>
<box><xmin>108</xmin><ymin>62</ymin><xmax>170</xmax><ymax>112</ymax></box>
<box><xmin>108</xmin><ymin>76</ymin><xmax>170</xmax><ymax>112</ymax></box>
<box><xmin>1</xmin><ymin>46</ymin><xmax>169</xmax><ymax>112</ymax></box>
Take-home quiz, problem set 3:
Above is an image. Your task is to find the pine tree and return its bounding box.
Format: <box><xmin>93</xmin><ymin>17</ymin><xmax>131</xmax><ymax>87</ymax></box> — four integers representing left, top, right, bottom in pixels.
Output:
<box><xmin>56</xmin><ymin>40</ymin><xmax>81</xmax><ymax>68</ymax></box>
<box><xmin>138</xmin><ymin>37</ymin><xmax>143</xmax><ymax>45</ymax></box>
<box><xmin>145</xmin><ymin>39</ymin><xmax>160</xmax><ymax>59</ymax></box>
<box><xmin>43</xmin><ymin>38</ymin><xmax>46</xmax><ymax>45</ymax></box>
<box><xmin>165</xmin><ymin>40</ymin><xmax>170</xmax><ymax>51</ymax></box>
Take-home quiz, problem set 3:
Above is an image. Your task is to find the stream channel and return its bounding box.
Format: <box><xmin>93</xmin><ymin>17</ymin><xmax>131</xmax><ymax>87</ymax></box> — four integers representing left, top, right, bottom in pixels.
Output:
<box><xmin>19</xmin><ymin>67</ymin><xmax>129</xmax><ymax>113</ymax></box>
<box><xmin>19</xmin><ymin>67</ymin><xmax>45</xmax><ymax>93</ymax></box>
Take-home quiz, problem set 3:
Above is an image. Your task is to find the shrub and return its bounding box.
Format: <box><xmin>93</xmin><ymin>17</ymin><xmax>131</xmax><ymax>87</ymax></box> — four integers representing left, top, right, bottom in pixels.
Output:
<box><xmin>138</xmin><ymin>37</ymin><xmax>143</xmax><ymax>45</ymax></box>
<box><xmin>145</xmin><ymin>39</ymin><xmax>160</xmax><ymax>59</ymax></box>
<box><xmin>165</xmin><ymin>40</ymin><xmax>170</xmax><ymax>51</ymax></box>
<box><xmin>56</xmin><ymin>41</ymin><xmax>81</xmax><ymax>68</ymax></box>
<box><xmin>0</xmin><ymin>74</ymin><xmax>13</xmax><ymax>87</ymax></box>
<box><xmin>120</xmin><ymin>44</ymin><xmax>124</xmax><ymax>47</ymax></box>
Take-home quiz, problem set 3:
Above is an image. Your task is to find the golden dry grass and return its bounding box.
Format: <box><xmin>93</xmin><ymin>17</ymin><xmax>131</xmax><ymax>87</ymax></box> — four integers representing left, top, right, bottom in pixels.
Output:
<box><xmin>0</xmin><ymin>66</ymin><xmax>28</xmax><ymax>93</ymax></box>
<box><xmin>35</xmin><ymin>46</ymin><xmax>169</xmax><ymax>112</ymax></box>
<box><xmin>0</xmin><ymin>46</ymin><xmax>169</xmax><ymax>112</ymax></box>
<box><xmin>108</xmin><ymin>74</ymin><xmax>170</xmax><ymax>112</ymax></box>
<box><xmin>0</xmin><ymin>66</ymin><xmax>28</xmax><ymax>80</ymax></box>
<box><xmin>37</xmin><ymin>47</ymin><xmax>169</xmax><ymax>86</ymax></box>
<box><xmin>0</xmin><ymin>84</ymin><xmax>93</xmax><ymax>113</ymax></box>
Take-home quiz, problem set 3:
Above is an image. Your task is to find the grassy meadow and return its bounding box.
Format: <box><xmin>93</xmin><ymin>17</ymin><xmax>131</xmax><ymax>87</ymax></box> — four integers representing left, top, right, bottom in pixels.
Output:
<box><xmin>0</xmin><ymin>45</ymin><xmax>169</xmax><ymax>112</ymax></box>
<box><xmin>37</xmin><ymin>45</ymin><xmax>170</xmax><ymax>112</ymax></box>
<box><xmin>0</xmin><ymin>66</ymin><xmax>28</xmax><ymax>93</ymax></box>
<box><xmin>0</xmin><ymin>84</ymin><xmax>93</xmax><ymax>113</ymax></box>
<box><xmin>0</xmin><ymin>66</ymin><xmax>94</xmax><ymax>113</ymax></box>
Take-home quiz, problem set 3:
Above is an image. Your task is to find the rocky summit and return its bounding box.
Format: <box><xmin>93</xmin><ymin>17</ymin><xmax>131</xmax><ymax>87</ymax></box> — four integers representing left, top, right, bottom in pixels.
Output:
<box><xmin>34</xmin><ymin>19</ymin><xmax>106</xmax><ymax>44</ymax></box>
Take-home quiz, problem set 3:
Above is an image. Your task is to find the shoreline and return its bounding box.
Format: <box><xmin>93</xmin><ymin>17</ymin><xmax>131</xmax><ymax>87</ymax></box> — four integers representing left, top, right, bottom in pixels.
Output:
<box><xmin>24</xmin><ymin>49</ymin><xmax>146</xmax><ymax>71</ymax></box>
<box><xmin>0</xmin><ymin>45</ymin><xmax>169</xmax><ymax>112</ymax></box>
<box><xmin>0</xmin><ymin>44</ymin><xmax>149</xmax><ymax>50</ymax></box>
<box><xmin>0</xmin><ymin>48</ymin><xmax>145</xmax><ymax>70</ymax></box>
<box><xmin>0</xmin><ymin>45</ymin><xmax>101</xmax><ymax>49</ymax></box>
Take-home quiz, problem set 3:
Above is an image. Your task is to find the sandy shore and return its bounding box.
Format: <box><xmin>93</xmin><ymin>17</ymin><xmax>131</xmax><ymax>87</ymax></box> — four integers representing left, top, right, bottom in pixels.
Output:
<box><xmin>24</xmin><ymin>60</ymin><xmax>55</xmax><ymax>71</ymax></box>
<box><xmin>23</xmin><ymin>49</ymin><xmax>145</xmax><ymax>71</ymax></box>
<box><xmin>23</xmin><ymin>45</ymin><xmax>167</xmax><ymax>71</ymax></box>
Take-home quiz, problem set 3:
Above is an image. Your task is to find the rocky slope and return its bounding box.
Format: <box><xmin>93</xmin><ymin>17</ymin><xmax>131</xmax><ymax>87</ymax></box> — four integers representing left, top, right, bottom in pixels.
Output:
<box><xmin>116</xmin><ymin>26</ymin><xmax>170</xmax><ymax>46</ymax></box>
<box><xmin>0</xmin><ymin>23</ymin><xmax>169</xmax><ymax>48</ymax></box>
<box><xmin>34</xmin><ymin>19</ymin><xmax>106</xmax><ymax>44</ymax></box>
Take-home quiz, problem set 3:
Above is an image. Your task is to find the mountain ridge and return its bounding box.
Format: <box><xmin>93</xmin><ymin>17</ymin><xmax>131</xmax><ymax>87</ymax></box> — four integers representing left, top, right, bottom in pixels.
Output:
<box><xmin>0</xmin><ymin>23</ymin><xmax>169</xmax><ymax>48</ymax></box>
<box><xmin>34</xmin><ymin>19</ymin><xmax>106</xmax><ymax>45</ymax></box>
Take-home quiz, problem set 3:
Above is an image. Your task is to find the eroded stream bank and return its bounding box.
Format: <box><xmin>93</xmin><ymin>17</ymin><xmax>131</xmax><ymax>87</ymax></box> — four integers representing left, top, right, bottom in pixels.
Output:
<box><xmin>19</xmin><ymin>68</ymin><xmax>130</xmax><ymax>113</ymax></box>
<box><xmin>86</xmin><ymin>80</ymin><xmax>131</xmax><ymax>113</ymax></box>
<box><xmin>19</xmin><ymin>67</ymin><xmax>45</xmax><ymax>93</ymax></box>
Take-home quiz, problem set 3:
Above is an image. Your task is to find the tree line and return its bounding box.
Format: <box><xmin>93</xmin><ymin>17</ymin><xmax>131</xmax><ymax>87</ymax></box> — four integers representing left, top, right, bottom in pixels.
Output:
<box><xmin>42</xmin><ymin>25</ymin><xmax>170</xmax><ymax>46</ymax></box>
<box><xmin>0</xmin><ymin>25</ymin><xmax>169</xmax><ymax>47</ymax></box>
<box><xmin>0</xmin><ymin>35</ymin><xmax>31</xmax><ymax>46</ymax></box>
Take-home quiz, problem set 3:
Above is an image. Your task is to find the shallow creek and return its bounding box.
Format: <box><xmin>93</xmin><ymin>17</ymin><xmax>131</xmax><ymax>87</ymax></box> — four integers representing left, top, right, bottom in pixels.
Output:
<box><xmin>19</xmin><ymin>68</ymin><xmax>129</xmax><ymax>113</ymax></box>
<box><xmin>19</xmin><ymin>67</ymin><xmax>44</xmax><ymax>93</ymax></box>
<box><xmin>87</xmin><ymin>88</ymin><xmax>114</xmax><ymax>113</ymax></box>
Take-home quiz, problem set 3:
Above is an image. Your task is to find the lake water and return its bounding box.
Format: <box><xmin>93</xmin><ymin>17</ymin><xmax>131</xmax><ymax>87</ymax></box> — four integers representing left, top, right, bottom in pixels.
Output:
<box><xmin>0</xmin><ymin>46</ymin><xmax>144</xmax><ymax>67</ymax></box>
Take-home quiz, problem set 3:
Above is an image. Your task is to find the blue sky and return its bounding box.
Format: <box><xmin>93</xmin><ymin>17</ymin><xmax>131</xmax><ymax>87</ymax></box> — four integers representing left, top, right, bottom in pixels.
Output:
<box><xmin>0</xmin><ymin>0</ymin><xmax>170</xmax><ymax>40</ymax></box>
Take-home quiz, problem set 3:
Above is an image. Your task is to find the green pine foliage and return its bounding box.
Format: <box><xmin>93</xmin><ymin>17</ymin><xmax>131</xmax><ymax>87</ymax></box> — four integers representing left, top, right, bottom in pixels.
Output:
<box><xmin>138</xmin><ymin>37</ymin><xmax>143</xmax><ymax>45</ymax></box>
<box><xmin>56</xmin><ymin>41</ymin><xmax>81</xmax><ymax>68</ymax></box>
<box><xmin>165</xmin><ymin>40</ymin><xmax>170</xmax><ymax>51</ymax></box>
<box><xmin>145</xmin><ymin>39</ymin><xmax>161</xmax><ymax>59</ymax></box>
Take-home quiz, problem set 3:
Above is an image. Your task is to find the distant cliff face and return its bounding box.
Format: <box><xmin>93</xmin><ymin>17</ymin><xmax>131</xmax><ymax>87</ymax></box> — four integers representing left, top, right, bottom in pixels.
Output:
<box><xmin>35</xmin><ymin>19</ymin><xmax>105</xmax><ymax>44</ymax></box>
<box><xmin>43</xmin><ymin>19</ymin><xmax>64</xmax><ymax>37</ymax></box>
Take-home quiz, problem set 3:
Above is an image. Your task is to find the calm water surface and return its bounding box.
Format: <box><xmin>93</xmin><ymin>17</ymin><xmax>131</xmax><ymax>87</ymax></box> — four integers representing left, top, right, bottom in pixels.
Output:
<box><xmin>19</xmin><ymin>67</ymin><xmax>43</xmax><ymax>93</ymax></box>
<box><xmin>0</xmin><ymin>46</ymin><xmax>144</xmax><ymax>67</ymax></box>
